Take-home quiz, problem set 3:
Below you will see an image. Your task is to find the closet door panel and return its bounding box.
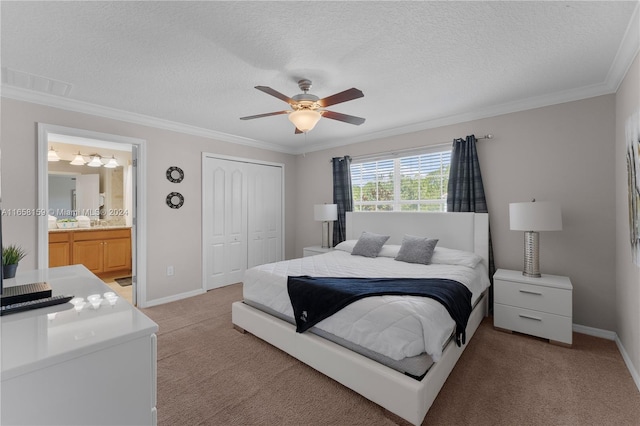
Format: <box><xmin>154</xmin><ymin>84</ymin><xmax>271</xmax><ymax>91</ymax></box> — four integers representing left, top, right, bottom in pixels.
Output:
<box><xmin>226</xmin><ymin>167</ymin><xmax>247</xmax><ymax>284</ymax></box>
<box><xmin>204</xmin><ymin>166</ymin><xmax>227</xmax><ymax>289</ymax></box>
<box><xmin>262</xmin><ymin>164</ymin><xmax>282</xmax><ymax>265</ymax></box>
<box><xmin>247</xmin><ymin>164</ymin><xmax>282</xmax><ymax>268</ymax></box>
<box><xmin>247</xmin><ymin>166</ymin><xmax>264</xmax><ymax>268</ymax></box>
<box><xmin>203</xmin><ymin>161</ymin><xmax>247</xmax><ymax>289</ymax></box>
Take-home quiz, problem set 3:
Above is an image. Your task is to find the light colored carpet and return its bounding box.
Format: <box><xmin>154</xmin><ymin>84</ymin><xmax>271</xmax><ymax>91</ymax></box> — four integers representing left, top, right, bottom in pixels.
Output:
<box><xmin>143</xmin><ymin>284</ymin><xmax>640</xmax><ymax>425</ymax></box>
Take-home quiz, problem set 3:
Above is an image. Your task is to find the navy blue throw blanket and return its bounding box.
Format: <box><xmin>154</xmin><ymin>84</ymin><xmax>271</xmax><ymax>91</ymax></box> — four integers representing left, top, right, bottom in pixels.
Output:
<box><xmin>287</xmin><ymin>276</ymin><xmax>473</xmax><ymax>346</ymax></box>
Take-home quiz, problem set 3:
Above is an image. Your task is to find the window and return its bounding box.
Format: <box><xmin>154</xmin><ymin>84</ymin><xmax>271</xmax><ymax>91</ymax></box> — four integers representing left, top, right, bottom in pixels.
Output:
<box><xmin>351</xmin><ymin>148</ymin><xmax>451</xmax><ymax>212</ymax></box>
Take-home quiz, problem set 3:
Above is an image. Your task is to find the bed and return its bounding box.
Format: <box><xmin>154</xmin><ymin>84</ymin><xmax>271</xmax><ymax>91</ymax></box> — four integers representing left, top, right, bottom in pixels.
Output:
<box><xmin>232</xmin><ymin>211</ymin><xmax>489</xmax><ymax>425</ymax></box>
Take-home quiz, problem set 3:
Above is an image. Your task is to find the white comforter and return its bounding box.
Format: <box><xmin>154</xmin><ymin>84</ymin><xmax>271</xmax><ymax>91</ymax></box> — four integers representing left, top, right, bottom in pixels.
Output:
<box><xmin>242</xmin><ymin>248</ymin><xmax>490</xmax><ymax>362</ymax></box>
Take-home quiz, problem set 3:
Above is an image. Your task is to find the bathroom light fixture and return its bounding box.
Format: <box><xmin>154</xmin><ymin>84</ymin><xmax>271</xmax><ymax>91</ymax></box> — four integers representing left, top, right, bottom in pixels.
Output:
<box><xmin>288</xmin><ymin>109</ymin><xmax>322</xmax><ymax>133</ymax></box>
<box><xmin>103</xmin><ymin>156</ymin><xmax>119</xmax><ymax>169</ymax></box>
<box><xmin>47</xmin><ymin>146</ymin><xmax>60</xmax><ymax>162</ymax></box>
<box><xmin>70</xmin><ymin>152</ymin><xmax>86</xmax><ymax>166</ymax></box>
<box><xmin>87</xmin><ymin>155</ymin><xmax>103</xmax><ymax>167</ymax></box>
<box><xmin>509</xmin><ymin>199</ymin><xmax>562</xmax><ymax>277</ymax></box>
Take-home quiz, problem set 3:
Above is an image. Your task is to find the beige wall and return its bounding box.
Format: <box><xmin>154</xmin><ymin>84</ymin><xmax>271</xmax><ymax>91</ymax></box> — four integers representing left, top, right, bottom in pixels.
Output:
<box><xmin>0</xmin><ymin>98</ymin><xmax>297</xmax><ymax>303</ymax></box>
<box><xmin>0</xmin><ymin>89</ymin><xmax>626</xmax><ymax>334</ymax></box>
<box><xmin>615</xmin><ymin>53</ymin><xmax>640</xmax><ymax>381</ymax></box>
<box><xmin>294</xmin><ymin>95</ymin><xmax>617</xmax><ymax>331</ymax></box>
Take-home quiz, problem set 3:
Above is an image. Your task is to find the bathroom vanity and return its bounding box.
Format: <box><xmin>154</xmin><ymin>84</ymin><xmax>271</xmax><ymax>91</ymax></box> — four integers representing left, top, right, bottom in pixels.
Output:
<box><xmin>49</xmin><ymin>227</ymin><xmax>131</xmax><ymax>276</ymax></box>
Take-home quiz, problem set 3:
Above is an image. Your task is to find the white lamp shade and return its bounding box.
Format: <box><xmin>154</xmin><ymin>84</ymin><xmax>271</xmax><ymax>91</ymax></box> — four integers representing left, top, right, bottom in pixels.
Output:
<box><xmin>87</xmin><ymin>155</ymin><xmax>103</xmax><ymax>167</ymax></box>
<box><xmin>509</xmin><ymin>201</ymin><xmax>562</xmax><ymax>231</ymax></box>
<box><xmin>47</xmin><ymin>148</ymin><xmax>60</xmax><ymax>162</ymax></box>
<box><xmin>104</xmin><ymin>156</ymin><xmax>119</xmax><ymax>168</ymax></box>
<box><xmin>288</xmin><ymin>110</ymin><xmax>321</xmax><ymax>132</ymax></box>
<box><xmin>70</xmin><ymin>153</ymin><xmax>86</xmax><ymax>165</ymax></box>
<box><xmin>314</xmin><ymin>204</ymin><xmax>338</xmax><ymax>221</ymax></box>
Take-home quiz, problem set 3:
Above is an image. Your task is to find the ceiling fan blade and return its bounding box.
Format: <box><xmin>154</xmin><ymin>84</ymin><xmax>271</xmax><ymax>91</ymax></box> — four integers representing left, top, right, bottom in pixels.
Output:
<box><xmin>240</xmin><ymin>111</ymin><xmax>289</xmax><ymax>120</ymax></box>
<box><xmin>317</xmin><ymin>88</ymin><xmax>364</xmax><ymax>107</ymax></box>
<box><xmin>322</xmin><ymin>110</ymin><xmax>366</xmax><ymax>125</ymax></box>
<box><xmin>255</xmin><ymin>86</ymin><xmax>294</xmax><ymax>104</ymax></box>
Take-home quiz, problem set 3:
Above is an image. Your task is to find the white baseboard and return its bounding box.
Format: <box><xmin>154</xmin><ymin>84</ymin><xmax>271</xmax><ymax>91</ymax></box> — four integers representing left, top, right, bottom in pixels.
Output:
<box><xmin>572</xmin><ymin>323</ymin><xmax>617</xmax><ymax>340</ymax></box>
<box><xmin>615</xmin><ymin>335</ymin><xmax>640</xmax><ymax>393</ymax></box>
<box><xmin>140</xmin><ymin>288</ymin><xmax>206</xmax><ymax>308</ymax></box>
<box><xmin>573</xmin><ymin>323</ymin><xmax>640</xmax><ymax>393</ymax></box>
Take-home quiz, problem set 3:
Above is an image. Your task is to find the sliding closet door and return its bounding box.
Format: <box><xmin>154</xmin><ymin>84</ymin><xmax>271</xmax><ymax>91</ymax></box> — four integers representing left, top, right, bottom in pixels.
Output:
<box><xmin>203</xmin><ymin>159</ymin><xmax>248</xmax><ymax>290</ymax></box>
<box><xmin>247</xmin><ymin>163</ymin><xmax>282</xmax><ymax>268</ymax></box>
<box><xmin>203</xmin><ymin>155</ymin><xmax>283</xmax><ymax>290</ymax></box>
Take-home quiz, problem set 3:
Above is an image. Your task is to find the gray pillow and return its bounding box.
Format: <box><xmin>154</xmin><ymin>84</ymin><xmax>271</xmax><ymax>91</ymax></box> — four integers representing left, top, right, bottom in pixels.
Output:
<box><xmin>395</xmin><ymin>235</ymin><xmax>439</xmax><ymax>264</ymax></box>
<box><xmin>351</xmin><ymin>231</ymin><xmax>390</xmax><ymax>258</ymax></box>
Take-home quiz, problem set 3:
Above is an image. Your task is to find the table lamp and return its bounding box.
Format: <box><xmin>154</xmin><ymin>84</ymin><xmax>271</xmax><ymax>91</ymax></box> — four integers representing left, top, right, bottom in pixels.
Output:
<box><xmin>509</xmin><ymin>199</ymin><xmax>562</xmax><ymax>277</ymax></box>
<box><xmin>314</xmin><ymin>204</ymin><xmax>338</xmax><ymax>248</ymax></box>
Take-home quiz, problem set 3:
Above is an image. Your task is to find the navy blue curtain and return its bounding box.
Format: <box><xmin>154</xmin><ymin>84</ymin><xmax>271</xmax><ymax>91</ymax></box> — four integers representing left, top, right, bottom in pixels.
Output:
<box><xmin>332</xmin><ymin>156</ymin><xmax>353</xmax><ymax>246</ymax></box>
<box><xmin>447</xmin><ymin>135</ymin><xmax>496</xmax><ymax>304</ymax></box>
<box><xmin>447</xmin><ymin>135</ymin><xmax>488</xmax><ymax>213</ymax></box>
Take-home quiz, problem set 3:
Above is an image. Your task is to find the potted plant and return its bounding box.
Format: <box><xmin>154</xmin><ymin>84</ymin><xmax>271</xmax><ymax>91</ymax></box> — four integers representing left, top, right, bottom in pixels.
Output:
<box><xmin>3</xmin><ymin>244</ymin><xmax>27</xmax><ymax>279</ymax></box>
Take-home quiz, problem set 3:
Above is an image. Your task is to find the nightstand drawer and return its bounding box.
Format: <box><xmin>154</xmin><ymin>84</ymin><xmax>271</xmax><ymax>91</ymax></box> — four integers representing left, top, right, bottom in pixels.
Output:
<box><xmin>494</xmin><ymin>304</ymin><xmax>572</xmax><ymax>344</ymax></box>
<box><xmin>494</xmin><ymin>279</ymin><xmax>572</xmax><ymax>316</ymax></box>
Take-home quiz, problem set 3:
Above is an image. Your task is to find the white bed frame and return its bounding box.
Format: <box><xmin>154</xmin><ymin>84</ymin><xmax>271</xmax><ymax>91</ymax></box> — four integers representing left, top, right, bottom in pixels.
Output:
<box><xmin>232</xmin><ymin>212</ymin><xmax>489</xmax><ymax>425</ymax></box>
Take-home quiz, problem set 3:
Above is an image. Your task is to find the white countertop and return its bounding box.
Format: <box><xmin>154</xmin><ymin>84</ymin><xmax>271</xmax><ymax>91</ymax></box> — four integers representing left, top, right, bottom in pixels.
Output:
<box><xmin>49</xmin><ymin>226</ymin><xmax>131</xmax><ymax>233</ymax></box>
<box><xmin>0</xmin><ymin>265</ymin><xmax>158</xmax><ymax>380</ymax></box>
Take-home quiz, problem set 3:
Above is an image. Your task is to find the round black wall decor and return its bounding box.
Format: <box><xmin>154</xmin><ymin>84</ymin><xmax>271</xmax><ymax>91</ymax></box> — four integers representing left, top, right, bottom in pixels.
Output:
<box><xmin>166</xmin><ymin>166</ymin><xmax>184</xmax><ymax>183</ymax></box>
<box><xmin>166</xmin><ymin>192</ymin><xmax>184</xmax><ymax>209</ymax></box>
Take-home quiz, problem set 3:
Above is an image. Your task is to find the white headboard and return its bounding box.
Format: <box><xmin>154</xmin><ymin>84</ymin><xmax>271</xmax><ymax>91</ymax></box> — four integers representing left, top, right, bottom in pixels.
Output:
<box><xmin>345</xmin><ymin>212</ymin><xmax>489</xmax><ymax>266</ymax></box>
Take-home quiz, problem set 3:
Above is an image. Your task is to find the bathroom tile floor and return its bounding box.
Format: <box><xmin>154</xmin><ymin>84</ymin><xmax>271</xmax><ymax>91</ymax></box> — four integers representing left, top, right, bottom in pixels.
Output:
<box><xmin>102</xmin><ymin>273</ymin><xmax>133</xmax><ymax>305</ymax></box>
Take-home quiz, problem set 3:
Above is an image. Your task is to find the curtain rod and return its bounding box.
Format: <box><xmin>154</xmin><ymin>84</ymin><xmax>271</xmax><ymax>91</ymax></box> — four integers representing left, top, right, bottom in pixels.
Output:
<box><xmin>471</xmin><ymin>134</ymin><xmax>494</xmax><ymax>140</ymax></box>
<box><xmin>335</xmin><ymin>134</ymin><xmax>494</xmax><ymax>163</ymax></box>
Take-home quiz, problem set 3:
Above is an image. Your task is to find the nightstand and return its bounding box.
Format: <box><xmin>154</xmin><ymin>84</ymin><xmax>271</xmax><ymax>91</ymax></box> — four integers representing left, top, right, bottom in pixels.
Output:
<box><xmin>303</xmin><ymin>246</ymin><xmax>334</xmax><ymax>257</ymax></box>
<box><xmin>493</xmin><ymin>268</ymin><xmax>573</xmax><ymax>346</ymax></box>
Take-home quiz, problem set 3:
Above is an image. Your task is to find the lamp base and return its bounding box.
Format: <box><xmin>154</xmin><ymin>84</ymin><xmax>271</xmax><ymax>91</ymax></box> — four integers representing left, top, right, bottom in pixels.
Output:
<box><xmin>321</xmin><ymin>221</ymin><xmax>331</xmax><ymax>249</ymax></box>
<box><xmin>522</xmin><ymin>231</ymin><xmax>541</xmax><ymax>278</ymax></box>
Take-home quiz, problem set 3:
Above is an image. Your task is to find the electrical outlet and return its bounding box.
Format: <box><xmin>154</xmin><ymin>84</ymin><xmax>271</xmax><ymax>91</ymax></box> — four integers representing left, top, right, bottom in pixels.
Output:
<box><xmin>167</xmin><ymin>266</ymin><xmax>174</xmax><ymax>276</ymax></box>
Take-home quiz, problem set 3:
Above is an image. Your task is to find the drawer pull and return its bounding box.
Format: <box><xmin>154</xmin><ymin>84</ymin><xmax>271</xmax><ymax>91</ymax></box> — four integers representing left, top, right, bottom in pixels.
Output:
<box><xmin>519</xmin><ymin>289</ymin><xmax>542</xmax><ymax>296</ymax></box>
<box><xmin>519</xmin><ymin>314</ymin><xmax>542</xmax><ymax>321</ymax></box>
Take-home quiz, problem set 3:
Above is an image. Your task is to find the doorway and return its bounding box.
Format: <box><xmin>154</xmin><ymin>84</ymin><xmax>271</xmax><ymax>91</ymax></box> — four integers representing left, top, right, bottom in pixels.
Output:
<box><xmin>37</xmin><ymin>124</ymin><xmax>148</xmax><ymax>307</ymax></box>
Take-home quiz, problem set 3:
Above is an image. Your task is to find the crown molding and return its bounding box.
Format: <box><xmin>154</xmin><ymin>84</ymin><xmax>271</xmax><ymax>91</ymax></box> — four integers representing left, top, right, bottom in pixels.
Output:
<box><xmin>0</xmin><ymin>85</ymin><xmax>295</xmax><ymax>154</ymax></box>
<box><xmin>292</xmin><ymin>80</ymin><xmax>618</xmax><ymax>155</ymax></box>
<box><xmin>2</xmin><ymin>78</ymin><xmax>619</xmax><ymax>157</ymax></box>
<box><xmin>606</xmin><ymin>2</ymin><xmax>640</xmax><ymax>92</ymax></box>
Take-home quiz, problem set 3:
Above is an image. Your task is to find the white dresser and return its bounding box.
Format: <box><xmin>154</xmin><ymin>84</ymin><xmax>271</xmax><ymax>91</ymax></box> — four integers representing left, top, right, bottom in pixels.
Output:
<box><xmin>1</xmin><ymin>265</ymin><xmax>159</xmax><ymax>425</ymax></box>
<box><xmin>493</xmin><ymin>268</ymin><xmax>573</xmax><ymax>346</ymax></box>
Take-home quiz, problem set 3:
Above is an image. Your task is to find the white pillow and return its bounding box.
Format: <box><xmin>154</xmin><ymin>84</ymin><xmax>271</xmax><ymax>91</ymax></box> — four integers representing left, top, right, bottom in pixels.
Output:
<box><xmin>431</xmin><ymin>247</ymin><xmax>483</xmax><ymax>268</ymax></box>
<box><xmin>378</xmin><ymin>244</ymin><xmax>400</xmax><ymax>258</ymax></box>
<box><xmin>334</xmin><ymin>240</ymin><xmax>358</xmax><ymax>252</ymax></box>
<box><xmin>335</xmin><ymin>241</ymin><xmax>400</xmax><ymax>257</ymax></box>
<box><xmin>336</xmin><ymin>240</ymin><xmax>481</xmax><ymax>267</ymax></box>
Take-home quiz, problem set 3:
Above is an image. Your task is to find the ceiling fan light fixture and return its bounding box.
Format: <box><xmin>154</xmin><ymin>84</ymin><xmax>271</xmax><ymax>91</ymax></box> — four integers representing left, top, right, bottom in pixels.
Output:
<box><xmin>288</xmin><ymin>109</ymin><xmax>321</xmax><ymax>133</ymax></box>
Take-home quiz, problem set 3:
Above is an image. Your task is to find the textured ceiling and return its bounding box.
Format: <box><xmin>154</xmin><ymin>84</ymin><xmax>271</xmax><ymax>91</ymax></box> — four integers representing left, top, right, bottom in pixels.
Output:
<box><xmin>1</xmin><ymin>1</ymin><xmax>638</xmax><ymax>154</ymax></box>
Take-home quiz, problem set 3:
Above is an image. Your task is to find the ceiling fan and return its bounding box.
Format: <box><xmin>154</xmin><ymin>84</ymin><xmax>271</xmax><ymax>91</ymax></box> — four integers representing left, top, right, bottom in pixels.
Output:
<box><xmin>240</xmin><ymin>79</ymin><xmax>365</xmax><ymax>133</ymax></box>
